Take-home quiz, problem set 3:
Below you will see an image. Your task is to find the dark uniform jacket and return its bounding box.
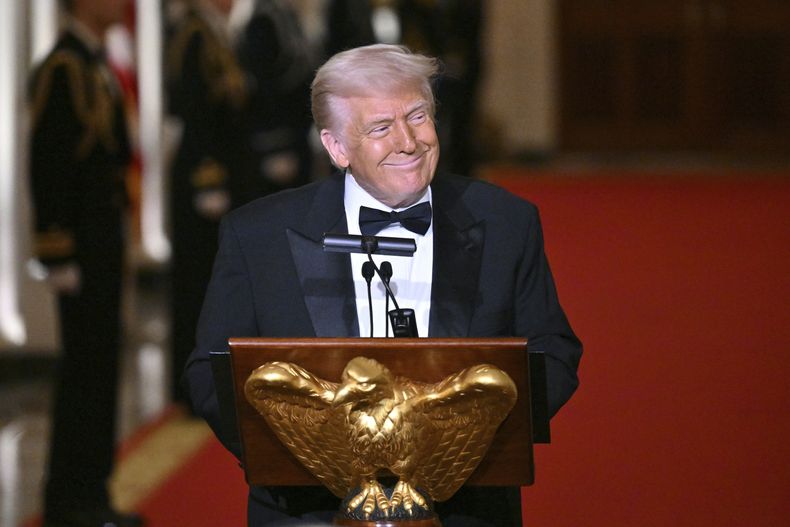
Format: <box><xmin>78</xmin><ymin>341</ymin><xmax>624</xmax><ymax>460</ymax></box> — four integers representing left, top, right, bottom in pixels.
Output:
<box><xmin>166</xmin><ymin>3</ymin><xmax>250</xmax><ymax>208</ymax></box>
<box><xmin>30</xmin><ymin>26</ymin><xmax>130</xmax><ymax>269</ymax></box>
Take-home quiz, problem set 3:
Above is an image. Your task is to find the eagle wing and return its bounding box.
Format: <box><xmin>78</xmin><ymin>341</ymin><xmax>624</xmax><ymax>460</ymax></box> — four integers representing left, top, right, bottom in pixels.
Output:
<box><xmin>244</xmin><ymin>361</ymin><xmax>355</xmax><ymax>497</ymax></box>
<box><xmin>408</xmin><ymin>364</ymin><xmax>517</xmax><ymax>502</ymax></box>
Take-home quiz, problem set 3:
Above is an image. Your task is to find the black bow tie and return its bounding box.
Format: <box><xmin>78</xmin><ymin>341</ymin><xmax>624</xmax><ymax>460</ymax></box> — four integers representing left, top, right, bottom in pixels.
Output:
<box><xmin>359</xmin><ymin>202</ymin><xmax>432</xmax><ymax>236</ymax></box>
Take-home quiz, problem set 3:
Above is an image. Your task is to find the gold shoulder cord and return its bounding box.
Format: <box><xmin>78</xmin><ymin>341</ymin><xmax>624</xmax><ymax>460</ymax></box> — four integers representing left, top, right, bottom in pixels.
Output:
<box><xmin>165</xmin><ymin>17</ymin><xmax>204</xmax><ymax>83</ymax></box>
<box><xmin>200</xmin><ymin>28</ymin><xmax>247</xmax><ymax>107</ymax></box>
<box><xmin>31</xmin><ymin>50</ymin><xmax>89</xmax><ymax>131</ymax></box>
<box><xmin>91</xmin><ymin>64</ymin><xmax>120</xmax><ymax>155</ymax></box>
<box><xmin>31</xmin><ymin>50</ymin><xmax>119</xmax><ymax>158</ymax></box>
<box><xmin>166</xmin><ymin>13</ymin><xmax>246</xmax><ymax>108</ymax></box>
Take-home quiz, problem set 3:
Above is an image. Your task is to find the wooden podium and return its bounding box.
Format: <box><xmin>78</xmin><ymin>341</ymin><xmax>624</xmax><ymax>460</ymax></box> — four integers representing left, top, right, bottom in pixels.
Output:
<box><xmin>217</xmin><ymin>337</ymin><xmax>539</xmax><ymax>488</ymax></box>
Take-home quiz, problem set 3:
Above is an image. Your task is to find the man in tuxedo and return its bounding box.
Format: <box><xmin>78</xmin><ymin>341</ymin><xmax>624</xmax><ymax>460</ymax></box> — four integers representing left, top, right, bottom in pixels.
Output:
<box><xmin>185</xmin><ymin>44</ymin><xmax>581</xmax><ymax>526</ymax></box>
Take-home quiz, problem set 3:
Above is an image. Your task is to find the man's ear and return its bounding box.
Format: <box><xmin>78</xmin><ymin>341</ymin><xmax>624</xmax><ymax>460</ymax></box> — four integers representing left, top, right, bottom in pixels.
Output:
<box><xmin>320</xmin><ymin>129</ymin><xmax>349</xmax><ymax>169</ymax></box>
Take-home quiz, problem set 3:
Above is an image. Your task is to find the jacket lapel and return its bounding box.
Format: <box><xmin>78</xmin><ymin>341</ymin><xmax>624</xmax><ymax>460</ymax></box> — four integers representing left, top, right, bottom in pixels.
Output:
<box><xmin>287</xmin><ymin>174</ymin><xmax>360</xmax><ymax>337</ymax></box>
<box><xmin>428</xmin><ymin>177</ymin><xmax>484</xmax><ymax>337</ymax></box>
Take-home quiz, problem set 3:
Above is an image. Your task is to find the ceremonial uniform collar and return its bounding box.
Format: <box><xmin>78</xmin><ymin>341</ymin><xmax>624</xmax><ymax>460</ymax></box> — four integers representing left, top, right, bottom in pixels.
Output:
<box><xmin>195</xmin><ymin>0</ymin><xmax>232</xmax><ymax>42</ymax></box>
<box><xmin>65</xmin><ymin>17</ymin><xmax>104</xmax><ymax>57</ymax></box>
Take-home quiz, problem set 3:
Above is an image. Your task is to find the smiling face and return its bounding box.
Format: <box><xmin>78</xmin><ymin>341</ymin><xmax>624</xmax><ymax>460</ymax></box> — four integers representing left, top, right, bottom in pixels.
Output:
<box><xmin>320</xmin><ymin>86</ymin><xmax>440</xmax><ymax>209</ymax></box>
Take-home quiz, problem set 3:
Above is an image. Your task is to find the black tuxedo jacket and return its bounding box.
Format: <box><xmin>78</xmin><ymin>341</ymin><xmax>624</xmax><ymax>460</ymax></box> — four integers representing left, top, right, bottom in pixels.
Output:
<box><xmin>185</xmin><ymin>172</ymin><xmax>581</xmax><ymax>525</ymax></box>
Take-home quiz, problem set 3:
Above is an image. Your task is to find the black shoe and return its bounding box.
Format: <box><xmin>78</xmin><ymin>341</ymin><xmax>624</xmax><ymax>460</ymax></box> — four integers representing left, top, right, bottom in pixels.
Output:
<box><xmin>43</xmin><ymin>506</ymin><xmax>144</xmax><ymax>527</ymax></box>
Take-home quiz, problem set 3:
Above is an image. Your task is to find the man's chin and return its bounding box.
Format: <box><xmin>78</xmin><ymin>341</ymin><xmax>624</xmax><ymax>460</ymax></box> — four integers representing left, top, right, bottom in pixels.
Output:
<box><xmin>389</xmin><ymin>185</ymin><xmax>432</xmax><ymax>208</ymax></box>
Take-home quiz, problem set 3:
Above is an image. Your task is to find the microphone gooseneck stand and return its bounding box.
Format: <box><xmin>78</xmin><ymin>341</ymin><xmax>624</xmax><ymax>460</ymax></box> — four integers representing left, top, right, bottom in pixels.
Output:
<box><xmin>361</xmin><ymin>261</ymin><xmax>375</xmax><ymax>338</ymax></box>
<box><xmin>360</xmin><ymin>237</ymin><xmax>418</xmax><ymax>338</ymax></box>
<box><xmin>380</xmin><ymin>261</ymin><xmax>393</xmax><ymax>337</ymax></box>
<box><xmin>323</xmin><ymin>233</ymin><xmax>419</xmax><ymax>338</ymax></box>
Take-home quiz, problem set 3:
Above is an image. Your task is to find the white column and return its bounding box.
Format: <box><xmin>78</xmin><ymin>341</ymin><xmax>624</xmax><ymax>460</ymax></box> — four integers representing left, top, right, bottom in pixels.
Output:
<box><xmin>0</xmin><ymin>0</ymin><xmax>28</xmax><ymax>346</ymax></box>
<box><xmin>0</xmin><ymin>423</ymin><xmax>24</xmax><ymax>527</ymax></box>
<box><xmin>30</xmin><ymin>0</ymin><xmax>59</xmax><ymax>65</ymax></box>
<box><xmin>137</xmin><ymin>0</ymin><xmax>171</xmax><ymax>264</ymax></box>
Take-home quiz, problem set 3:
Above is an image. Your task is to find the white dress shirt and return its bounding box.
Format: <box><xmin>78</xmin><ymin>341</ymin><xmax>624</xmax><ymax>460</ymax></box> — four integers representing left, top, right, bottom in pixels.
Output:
<box><xmin>344</xmin><ymin>172</ymin><xmax>434</xmax><ymax>337</ymax></box>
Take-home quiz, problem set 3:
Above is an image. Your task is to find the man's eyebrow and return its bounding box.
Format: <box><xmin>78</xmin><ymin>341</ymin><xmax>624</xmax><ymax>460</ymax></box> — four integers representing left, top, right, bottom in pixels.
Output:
<box><xmin>362</xmin><ymin>101</ymin><xmax>430</xmax><ymax>129</ymax></box>
<box><xmin>406</xmin><ymin>101</ymin><xmax>430</xmax><ymax>115</ymax></box>
<box><xmin>363</xmin><ymin>115</ymin><xmax>394</xmax><ymax>128</ymax></box>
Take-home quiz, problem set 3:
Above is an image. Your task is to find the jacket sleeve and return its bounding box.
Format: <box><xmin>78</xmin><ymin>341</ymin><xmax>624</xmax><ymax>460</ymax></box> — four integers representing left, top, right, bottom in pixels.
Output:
<box><xmin>29</xmin><ymin>52</ymin><xmax>85</xmax><ymax>266</ymax></box>
<box><xmin>184</xmin><ymin>215</ymin><xmax>259</xmax><ymax>458</ymax></box>
<box><xmin>514</xmin><ymin>204</ymin><xmax>582</xmax><ymax>417</ymax></box>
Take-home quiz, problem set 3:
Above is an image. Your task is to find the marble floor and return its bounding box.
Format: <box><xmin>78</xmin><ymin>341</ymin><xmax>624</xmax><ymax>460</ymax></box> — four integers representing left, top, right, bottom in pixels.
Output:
<box><xmin>0</xmin><ymin>271</ymin><xmax>173</xmax><ymax>527</ymax></box>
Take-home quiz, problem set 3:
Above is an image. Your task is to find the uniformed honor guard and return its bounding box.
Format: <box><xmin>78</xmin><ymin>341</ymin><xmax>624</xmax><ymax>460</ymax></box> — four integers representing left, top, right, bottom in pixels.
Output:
<box><xmin>165</xmin><ymin>0</ymin><xmax>252</xmax><ymax>408</ymax></box>
<box><xmin>28</xmin><ymin>0</ymin><xmax>142</xmax><ymax>526</ymax></box>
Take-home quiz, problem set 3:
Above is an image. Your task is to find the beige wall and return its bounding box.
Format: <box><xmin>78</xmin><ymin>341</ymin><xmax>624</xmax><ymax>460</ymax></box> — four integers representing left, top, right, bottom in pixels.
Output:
<box><xmin>480</xmin><ymin>0</ymin><xmax>557</xmax><ymax>155</ymax></box>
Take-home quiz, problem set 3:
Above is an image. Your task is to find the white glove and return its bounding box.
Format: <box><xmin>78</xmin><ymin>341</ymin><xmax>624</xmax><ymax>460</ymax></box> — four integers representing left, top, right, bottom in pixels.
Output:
<box><xmin>194</xmin><ymin>189</ymin><xmax>231</xmax><ymax>220</ymax></box>
<box><xmin>264</xmin><ymin>152</ymin><xmax>299</xmax><ymax>185</ymax></box>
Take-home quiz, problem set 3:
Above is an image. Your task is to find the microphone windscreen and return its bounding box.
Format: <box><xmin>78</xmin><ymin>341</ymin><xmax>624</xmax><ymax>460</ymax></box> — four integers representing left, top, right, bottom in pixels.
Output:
<box><xmin>380</xmin><ymin>261</ymin><xmax>393</xmax><ymax>282</ymax></box>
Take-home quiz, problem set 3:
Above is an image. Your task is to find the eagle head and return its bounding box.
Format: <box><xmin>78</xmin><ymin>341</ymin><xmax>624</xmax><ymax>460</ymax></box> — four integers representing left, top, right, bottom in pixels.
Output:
<box><xmin>332</xmin><ymin>356</ymin><xmax>396</xmax><ymax>410</ymax></box>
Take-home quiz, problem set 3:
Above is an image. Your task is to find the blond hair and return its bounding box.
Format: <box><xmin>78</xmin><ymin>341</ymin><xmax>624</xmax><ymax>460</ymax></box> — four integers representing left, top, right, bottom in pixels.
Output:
<box><xmin>311</xmin><ymin>44</ymin><xmax>440</xmax><ymax>132</ymax></box>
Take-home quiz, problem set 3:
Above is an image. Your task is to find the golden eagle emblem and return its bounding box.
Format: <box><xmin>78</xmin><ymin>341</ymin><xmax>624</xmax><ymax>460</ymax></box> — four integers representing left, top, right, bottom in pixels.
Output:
<box><xmin>244</xmin><ymin>356</ymin><xmax>517</xmax><ymax>519</ymax></box>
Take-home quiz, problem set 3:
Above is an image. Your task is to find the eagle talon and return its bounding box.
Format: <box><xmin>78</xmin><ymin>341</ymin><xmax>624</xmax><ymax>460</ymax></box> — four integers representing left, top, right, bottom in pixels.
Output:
<box><xmin>376</xmin><ymin>490</ymin><xmax>390</xmax><ymax>517</ymax></box>
<box><xmin>347</xmin><ymin>479</ymin><xmax>390</xmax><ymax>518</ymax></box>
<box><xmin>391</xmin><ymin>480</ymin><xmax>428</xmax><ymax>514</ymax></box>
<box><xmin>362</xmin><ymin>493</ymin><xmax>375</xmax><ymax>517</ymax></box>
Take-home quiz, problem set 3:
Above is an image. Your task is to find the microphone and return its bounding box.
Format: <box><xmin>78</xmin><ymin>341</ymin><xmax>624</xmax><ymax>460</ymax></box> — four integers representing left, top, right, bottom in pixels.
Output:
<box><xmin>323</xmin><ymin>233</ymin><xmax>418</xmax><ymax>337</ymax></box>
<box><xmin>380</xmin><ymin>261</ymin><xmax>393</xmax><ymax>337</ymax></box>
<box><xmin>361</xmin><ymin>261</ymin><xmax>375</xmax><ymax>338</ymax></box>
<box><xmin>323</xmin><ymin>233</ymin><xmax>416</xmax><ymax>257</ymax></box>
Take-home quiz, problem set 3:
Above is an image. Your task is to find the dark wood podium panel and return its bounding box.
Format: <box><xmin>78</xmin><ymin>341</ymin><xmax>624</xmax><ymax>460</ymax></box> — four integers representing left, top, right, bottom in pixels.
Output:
<box><xmin>229</xmin><ymin>337</ymin><xmax>533</xmax><ymax>488</ymax></box>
